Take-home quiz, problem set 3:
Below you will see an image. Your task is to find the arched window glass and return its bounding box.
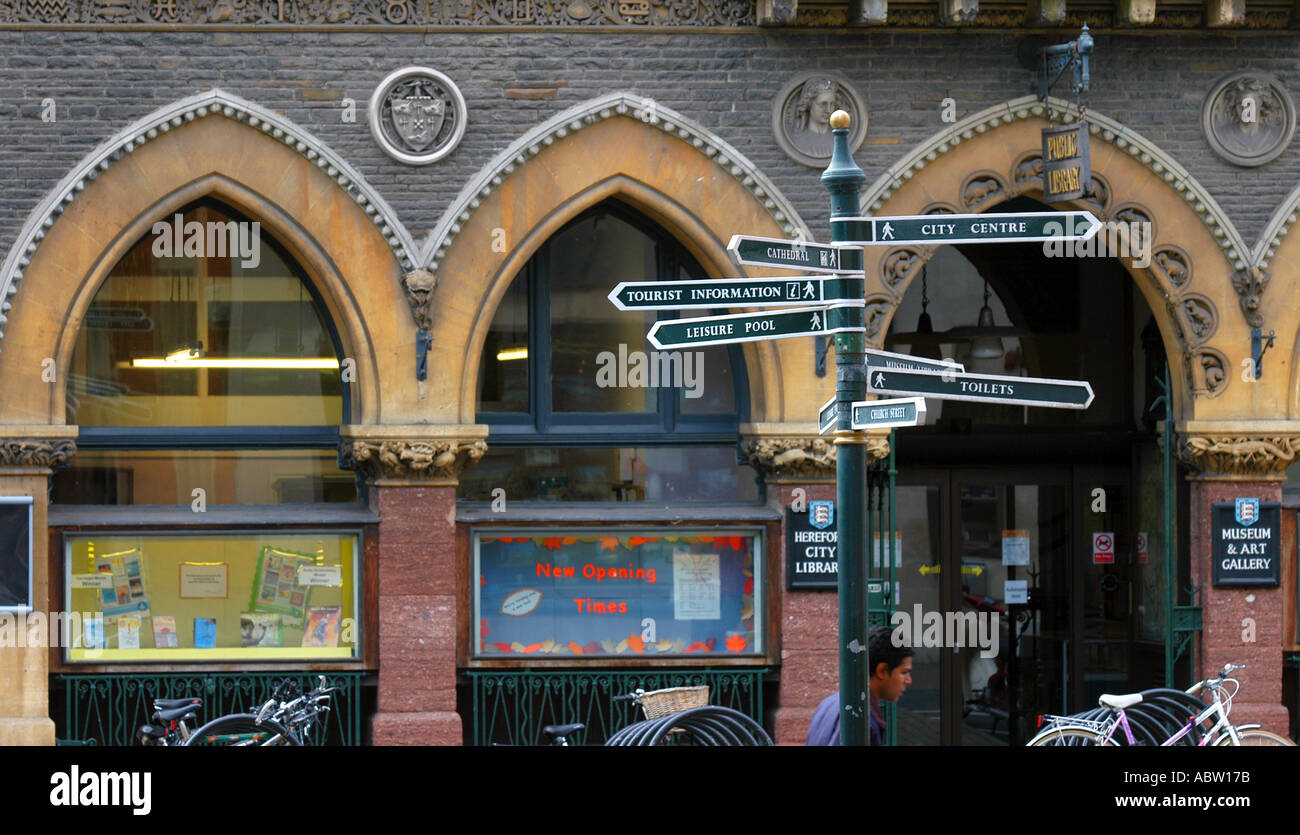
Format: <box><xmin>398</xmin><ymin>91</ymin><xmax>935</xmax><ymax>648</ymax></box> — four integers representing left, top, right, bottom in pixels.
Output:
<box><xmin>54</xmin><ymin>199</ymin><xmax>356</xmax><ymax>505</ymax></box>
<box><xmin>464</xmin><ymin>200</ymin><xmax>757</xmax><ymax>502</ymax></box>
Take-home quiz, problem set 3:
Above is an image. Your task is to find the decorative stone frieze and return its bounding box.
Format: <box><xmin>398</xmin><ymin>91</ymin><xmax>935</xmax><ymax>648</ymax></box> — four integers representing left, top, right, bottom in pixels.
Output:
<box><xmin>0</xmin><ymin>429</ymin><xmax>77</xmax><ymax>472</ymax></box>
<box><xmin>1179</xmin><ymin>432</ymin><xmax>1300</xmax><ymax>480</ymax></box>
<box><xmin>742</xmin><ymin>424</ymin><xmax>890</xmax><ymax>482</ymax></box>
<box><xmin>338</xmin><ymin>425</ymin><xmax>488</xmax><ymax>484</ymax></box>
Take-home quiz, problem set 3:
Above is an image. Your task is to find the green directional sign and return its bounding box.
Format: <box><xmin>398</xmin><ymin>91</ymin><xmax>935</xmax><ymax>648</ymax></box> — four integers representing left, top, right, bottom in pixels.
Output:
<box><xmin>609</xmin><ymin>276</ymin><xmax>863</xmax><ymax>310</ymax></box>
<box><xmin>830</xmin><ymin>211</ymin><xmax>1101</xmax><ymax>247</ymax></box>
<box><xmin>864</xmin><ymin>347</ymin><xmax>964</xmax><ymax>375</ymax></box>
<box><xmin>727</xmin><ymin>234</ymin><xmax>863</xmax><ymax>274</ymax></box>
<box><xmin>647</xmin><ymin>302</ymin><xmax>864</xmax><ymax>349</ymax></box>
<box><xmin>866</xmin><ymin>367</ymin><xmax>1094</xmax><ymax>409</ymax></box>
<box><xmin>818</xmin><ymin>396</ymin><xmax>837</xmax><ymax>435</ymax></box>
<box><xmin>851</xmin><ymin>397</ymin><xmax>926</xmax><ymax>430</ymax></box>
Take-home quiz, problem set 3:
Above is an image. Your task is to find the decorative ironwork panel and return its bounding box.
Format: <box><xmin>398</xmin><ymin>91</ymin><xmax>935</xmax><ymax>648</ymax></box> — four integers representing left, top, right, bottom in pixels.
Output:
<box><xmin>58</xmin><ymin>671</ymin><xmax>365</xmax><ymax>745</ymax></box>
<box><xmin>467</xmin><ymin>667</ymin><xmax>767</xmax><ymax>746</ymax></box>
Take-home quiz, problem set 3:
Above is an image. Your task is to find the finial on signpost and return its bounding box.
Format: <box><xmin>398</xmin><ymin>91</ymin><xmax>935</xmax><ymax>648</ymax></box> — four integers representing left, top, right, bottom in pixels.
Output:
<box><xmin>821</xmin><ymin>110</ymin><xmax>866</xmax><ymax>219</ymax></box>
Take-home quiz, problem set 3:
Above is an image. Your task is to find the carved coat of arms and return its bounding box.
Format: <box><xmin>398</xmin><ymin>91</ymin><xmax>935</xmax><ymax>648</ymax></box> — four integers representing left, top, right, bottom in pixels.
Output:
<box><xmin>369</xmin><ymin>67</ymin><xmax>467</xmax><ymax>165</ymax></box>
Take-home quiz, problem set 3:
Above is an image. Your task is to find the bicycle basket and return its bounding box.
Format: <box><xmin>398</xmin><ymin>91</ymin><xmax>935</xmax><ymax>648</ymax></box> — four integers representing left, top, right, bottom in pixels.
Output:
<box><xmin>637</xmin><ymin>686</ymin><xmax>710</xmax><ymax>719</ymax></box>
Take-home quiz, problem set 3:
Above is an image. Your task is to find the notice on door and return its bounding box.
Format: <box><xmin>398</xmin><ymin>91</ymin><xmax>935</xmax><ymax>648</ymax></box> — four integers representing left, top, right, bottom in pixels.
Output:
<box><xmin>1092</xmin><ymin>532</ymin><xmax>1114</xmax><ymax>565</ymax></box>
<box><xmin>1211</xmin><ymin>499</ymin><xmax>1280</xmax><ymax>587</ymax></box>
<box><xmin>1001</xmin><ymin>530</ymin><xmax>1030</xmax><ymax>566</ymax></box>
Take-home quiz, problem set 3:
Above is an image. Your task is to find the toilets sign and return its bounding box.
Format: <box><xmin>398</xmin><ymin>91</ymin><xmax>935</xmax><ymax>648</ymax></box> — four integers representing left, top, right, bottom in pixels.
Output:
<box><xmin>1211</xmin><ymin>499</ymin><xmax>1280</xmax><ymax>587</ymax></box>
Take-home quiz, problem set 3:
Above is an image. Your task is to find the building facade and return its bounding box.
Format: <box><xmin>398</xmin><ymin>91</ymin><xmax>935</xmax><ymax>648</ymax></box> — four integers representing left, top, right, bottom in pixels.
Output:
<box><xmin>1</xmin><ymin>1</ymin><xmax>1299</xmax><ymax>745</ymax></box>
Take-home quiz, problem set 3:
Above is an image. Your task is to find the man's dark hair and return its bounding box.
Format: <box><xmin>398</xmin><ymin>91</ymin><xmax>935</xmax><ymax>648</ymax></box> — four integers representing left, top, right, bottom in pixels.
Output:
<box><xmin>868</xmin><ymin>624</ymin><xmax>913</xmax><ymax>675</ymax></box>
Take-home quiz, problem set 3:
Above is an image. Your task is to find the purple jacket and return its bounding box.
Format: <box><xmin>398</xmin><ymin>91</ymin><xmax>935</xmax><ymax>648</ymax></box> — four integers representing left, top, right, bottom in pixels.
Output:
<box><xmin>805</xmin><ymin>691</ymin><xmax>884</xmax><ymax>746</ymax></box>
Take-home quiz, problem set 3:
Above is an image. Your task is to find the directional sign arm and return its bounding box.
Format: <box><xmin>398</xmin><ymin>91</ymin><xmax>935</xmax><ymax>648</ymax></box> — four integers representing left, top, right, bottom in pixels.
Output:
<box><xmin>727</xmin><ymin>234</ymin><xmax>864</xmax><ymax>274</ymax></box>
<box><xmin>608</xmin><ymin>276</ymin><xmax>864</xmax><ymax>310</ymax></box>
<box><xmin>830</xmin><ymin>211</ymin><xmax>1102</xmax><ymax>247</ymax></box>
<box><xmin>646</xmin><ymin>302</ymin><xmax>865</xmax><ymax>349</ymax></box>
<box><xmin>866</xmin><ymin>366</ymin><xmax>1094</xmax><ymax>409</ymax></box>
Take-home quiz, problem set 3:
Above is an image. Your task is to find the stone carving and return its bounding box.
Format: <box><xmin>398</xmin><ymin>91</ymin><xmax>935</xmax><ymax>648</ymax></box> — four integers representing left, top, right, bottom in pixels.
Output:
<box><xmin>0</xmin><ymin>438</ymin><xmax>76</xmax><ymax>470</ymax></box>
<box><xmin>1150</xmin><ymin>246</ymin><xmax>1191</xmax><ymax>292</ymax></box>
<box><xmin>922</xmin><ymin>203</ymin><xmax>957</xmax><ymax>215</ymax></box>
<box><xmin>1112</xmin><ymin>203</ymin><xmax>1154</xmax><ymax>240</ymax></box>
<box><xmin>1231</xmin><ymin>265</ymin><xmax>1268</xmax><ymax>327</ymax></box>
<box><xmin>744</xmin><ymin>437</ymin><xmax>837</xmax><ymax>480</ymax></box>
<box><xmin>340</xmin><ymin>437</ymin><xmax>487</xmax><ymax>482</ymax></box>
<box><xmin>1202</xmin><ymin>73</ymin><xmax>1297</xmax><ymax>167</ymax></box>
<box><xmin>403</xmin><ymin>268</ymin><xmax>436</xmax><ymax>332</ymax></box>
<box><xmin>1180</xmin><ymin>435</ymin><xmax>1300</xmax><ymax>479</ymax></box>
<box><xmin>960</xmin><ymin>172</ymin><xmax>1005</xmax><ymax>210</ymax></box>
<box><xmin>863</xmin><ymin>299</ymin><xmax>890</xmax><ymax>340</ymax></box>
<box><xmin>1011</xmin><ymin>152</ymin><xmax>1042</xmax><ymax>189</ymax></box>
<box><xmin>881</xmin><ymin>248</ymin><xmax>924</xmax><ymax>289</ymax></box>
<box><xmin>772</xmin><ymin>73</ymin><xmax>868</xmax><ymax>168</ymax></box>
<box><xmin>1083</xmin><ymin>172</ymin><xmax>1110</xmax><ymax>209</ymax></box>
<box><xmin>369</xmin><ymin>67</ymin><xmax>467</xmax><ymax>165</ymax></box>
<box><xmin>1179</xmin><ymin>294</ymin><xmax>1217</xmax><ymax>343</ymax></box>
<box><xmin>1186</xmin><ymin>348</ymin><xmax>1227</xmax><ymax>398</ymax></box>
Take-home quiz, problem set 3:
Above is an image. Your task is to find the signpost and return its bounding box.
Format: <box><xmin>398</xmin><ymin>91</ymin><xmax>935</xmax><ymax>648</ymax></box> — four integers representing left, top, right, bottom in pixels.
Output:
<box><xmin>646</xmin><ymin>302</ymin><xmax>864</xmax><ymax>349</ymax></box>
<box><xmin>866</xmin><ymin>366</ymin><xmax>1094</xmax><ymax>409</ymax></box>
<box><xmin>865</xmin><ymin>347</ymin><xmax>963</xmax><ymax>374</ymax></box>
<box><xmin>850</xmin><ymin>397</ymin><xmax>926</xmax><ymax>430</ymax></box>
<box><xmin>727</xmin><ymin>234</ymin><xmax>862</xmax><ymax>273</ymax></box>
<box><xmin>818</xmin><ymin>396</ymin><xmax>837</xmax><ymax>435</ymax></box>
<box><xmin>608</xmin><ymin>275</ymin><xmax>863</xmax><ymax>310</ymax></box>
<box><xmin>829</xmin><ymin>210</ymin><xmax>1101</xmax><ymax>247</ymax></box>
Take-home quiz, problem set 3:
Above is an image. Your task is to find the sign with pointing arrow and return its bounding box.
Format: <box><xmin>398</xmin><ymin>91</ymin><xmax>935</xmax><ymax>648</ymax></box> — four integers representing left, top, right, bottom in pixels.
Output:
<box><xmin>608</xmin><ymin>275</ymin><xmax>863</xmax><ymax>310</ymax></box>
<box><xmin>851</xmin><ymin>397</ymin><xmax>927</xmax><ymax>429</ymax></box>
<box><xmin>830</xmin><ymin>211</ymin><xmax>1101</xmax><ymax>247</ymax></box>
<box><xmin>866</xmin><ymin>366</ymin><xmax>1094</xmax><ymax>409</ymax></box>
<box><xmin>647</xmin><ymin>302</ymin><xmax>864</xmax><ymax>349</ymax></box>
<box><xmin>727</xmin><ymin>234</ymin><xmax>864</xmax><ymax>274</ymax></box>
<box><xmin>864</xmin><ymin>347</ymin><xmax>964</xmax><ymax>375</ymax></box>
<box><xmin>818</xmin><ymin>396</ymin><xmax>838</xmax><ymax>435</ymax></box>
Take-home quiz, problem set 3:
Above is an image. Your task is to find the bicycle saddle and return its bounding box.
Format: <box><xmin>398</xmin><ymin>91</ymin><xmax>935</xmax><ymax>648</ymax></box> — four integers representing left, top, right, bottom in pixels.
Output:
<box><xmin>154</xmin><ymin>704</ymin><xmax>200</xmax><ymax>723</ymax></box>
<box><xmin>542</xmin><ymin>723</ymin><xmax>586</xmax><ymax>738</ymax></box>
<box><xmin>1098</xmin><ymin>693</ymin><xmax>1143</xmax><ymax>709</ymax></box>
<box><xmin>153</xmin><ymin>697</ymin><xmax>202</xmax><ymax>711</ymax></box>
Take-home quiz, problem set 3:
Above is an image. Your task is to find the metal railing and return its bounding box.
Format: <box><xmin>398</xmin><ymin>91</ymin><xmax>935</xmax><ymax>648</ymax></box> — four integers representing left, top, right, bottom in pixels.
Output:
<box><xmin>58</xmin><ymin>672</ymin><xmax>366</xmax><ymax>746</ymax></box>
<box><xmin>466</xmin><ymin>668</ymin><xmax>768</xmax><ymax>746</ymax></box>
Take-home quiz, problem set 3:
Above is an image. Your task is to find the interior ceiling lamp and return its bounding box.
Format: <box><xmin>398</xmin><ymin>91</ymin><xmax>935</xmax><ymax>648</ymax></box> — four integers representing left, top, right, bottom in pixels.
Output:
<box><xmin>915</xmin><ymin>267</ymin><xmax>933</xmax><ymax>334</ymax></box>
<box><xmin>130</xmin><ymin>341</ymin><xmax>339</xmax><ymax>370</ymax></box>
<box><xmin>496</xmin><ymin>346</ymin><xmax>528</xmax><ymax>362</ymax></box>
<box><xmin>969</xmin><ymin>281</ymin><xmax>1005</xmax><ymax>360</ymax></box>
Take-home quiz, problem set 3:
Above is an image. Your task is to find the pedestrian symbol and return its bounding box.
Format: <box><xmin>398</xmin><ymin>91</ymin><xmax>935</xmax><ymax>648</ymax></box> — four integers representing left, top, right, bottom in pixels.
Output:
<box><xmin>874</xmin><ymin>371</ymin><xmax>884</xmax><ymax>387</ymax></box>
<box><xmin>803</xmin><ymin>281</ymin><xmax>815</xmax><ymax>299</ymax></box>
<box><xmin>881</xmin><ymin>222</ymin><xmax>895</xmax><ymax>240</ymax></box>
<box><xmin>811</xmin><ymin>311</ymin><xmax>822</xmax><ymax>329</ymax></box>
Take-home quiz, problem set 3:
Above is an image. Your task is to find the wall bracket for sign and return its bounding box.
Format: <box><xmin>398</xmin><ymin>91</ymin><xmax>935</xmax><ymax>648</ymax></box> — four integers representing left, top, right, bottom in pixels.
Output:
<box><xmin>1027</xmin><ymin>25</ymin><xmax>1093</xmax><ymax>110</ymax></box>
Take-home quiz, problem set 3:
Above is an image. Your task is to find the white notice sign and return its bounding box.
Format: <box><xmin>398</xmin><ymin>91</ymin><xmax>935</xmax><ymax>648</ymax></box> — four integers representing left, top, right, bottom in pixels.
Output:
<box><xmin>71</xmin><ymin>573</ymin><xmax>113</xmax><ymax>589</ymax></box>
<box><xmin>1002</xmin><ymin>530</ymin><xmax>1030</xmax><ymax>566</ymax></box>
<box><xmin>872</xmin><ymin>532</ymin><xmax>902</xmax><ymax>568</ymax></box>
<box><xmin>1004</xmin><ymin>579</ymin><xmax>1029</xmax><ymax>604</ymax></box>
<box><xmin>673</xmin><ymin>549</ymin><xmax>720</xmax><ymax>621</ymax></box>
<box><xmin>298</xmin><ymin>565</ymin><xmax>343</xmax><ymax>587</ymax></box>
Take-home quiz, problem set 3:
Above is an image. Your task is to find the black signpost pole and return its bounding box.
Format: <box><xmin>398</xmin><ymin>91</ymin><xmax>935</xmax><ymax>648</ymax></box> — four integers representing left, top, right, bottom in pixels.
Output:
<box><xmin>822</xmin><ymin>110</ymin><xmax>870</xmax><ymax>746</ymax></box>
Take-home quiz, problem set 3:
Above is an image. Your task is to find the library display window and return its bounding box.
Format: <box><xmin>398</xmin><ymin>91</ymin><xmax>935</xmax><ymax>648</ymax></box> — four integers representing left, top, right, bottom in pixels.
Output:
<box><xmin>473</xmin><ymin>529</ymin><xmax>762</xmax><ymax>659</ymax></box>
<box><xmin>63</xmin><ymin>531</ymin><xmax>360</xmax><ymax>662</ymax></box>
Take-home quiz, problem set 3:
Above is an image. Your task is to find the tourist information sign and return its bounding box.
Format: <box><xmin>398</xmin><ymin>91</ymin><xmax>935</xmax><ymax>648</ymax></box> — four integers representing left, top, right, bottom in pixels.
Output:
<box><xmin>819</xmin><ymin>396</ymin><xmax>837</xmax><ymax>435</ymax></box>
<box><xmin>830</xmin><ymin>210</ymin><xmax>1101</xmax><ymax>247</ymax></box>
<box><xmin>864</xmin><ymin>347</ymin><xmax>964</xmax><ymax>374</ymax></box>
<box><xmin>608</xmin><ymin>275</ymin><xmax>864</xmax><ymax>310</ymax></box>
<box><xmin>727</xmin><ymin>234</ymin><xmax>863</xmax><ymax>273</ymax></box>
<box><xmin>851</xmin><ymin>397</ymin><xmax>927</xmax><ymax>429</ymax></box>
<box><xmin>866</xmin><ymin>366</ymin><xmax>1094</xmax><ymax>409</ymax></box>
<box><xmin>646</xmin><ymin>302</ymin><xmax>864</xmax><ymax>349</ymax></box>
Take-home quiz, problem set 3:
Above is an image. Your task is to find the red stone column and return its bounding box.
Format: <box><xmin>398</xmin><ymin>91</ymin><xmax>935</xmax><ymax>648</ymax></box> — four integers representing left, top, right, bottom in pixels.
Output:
<box><xmin>340</xmin><ymin>429</ymin><xmax>487</xmax><ymax>746</ymax></box>
<box><xmin>1188</xmin><ymin>478</ymin><xmax>1290</xmax><ymax>734</ymax></box>
<box><xmin>370</xmin><ymin>484</ymin><xmax>462</xmax><ymax>745</ymax></box>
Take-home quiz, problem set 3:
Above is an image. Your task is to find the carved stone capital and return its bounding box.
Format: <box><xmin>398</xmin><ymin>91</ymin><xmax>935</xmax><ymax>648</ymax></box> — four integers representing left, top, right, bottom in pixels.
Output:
<box><xmin>1178</xmin><ymin>430</ymin><xmax>1300</xmax><ymax>480</ymax></box>
<box><xmin>741</xmin><ymin>422</ymin><xmax>890</xmax><ymax>482</ymax></box>
<box><xmin>402</xmin><ymin>268</ymin><xmax>437</xmax><ymax>333</ymax></box>
<box><xmin>339</xmin><ymin>425</ymin><xmax>488</xmax><ymax>485</ymax></box>
<box><xmin>0</xmin><ymin>428</ymin><xmax>78</xmax><ymax>473</ymax></box>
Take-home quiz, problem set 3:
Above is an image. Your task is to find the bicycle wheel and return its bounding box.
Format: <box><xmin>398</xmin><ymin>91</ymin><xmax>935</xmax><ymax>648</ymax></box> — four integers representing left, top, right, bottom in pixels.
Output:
<box><xmin>1026</xmin><ymin>726</ymin><xmax>1116</xmax><ymax>746</ymax></box>
<box><xmin>1212</xmin><ymin>729</ymin><xmax>1295</xmax><ymax>746</ymax></box>
<box><xmin>182</xmin><ymin>713</ymin><xmax>300</xmax><ymax>747</ymax></box>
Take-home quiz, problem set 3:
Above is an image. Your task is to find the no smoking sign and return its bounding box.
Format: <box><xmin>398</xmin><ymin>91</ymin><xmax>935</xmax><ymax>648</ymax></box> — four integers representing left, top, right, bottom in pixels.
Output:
<box><xmin>1092</xmin><ymin>532</ymin><xmax>1115</xmax><ymax>565</ymax></box>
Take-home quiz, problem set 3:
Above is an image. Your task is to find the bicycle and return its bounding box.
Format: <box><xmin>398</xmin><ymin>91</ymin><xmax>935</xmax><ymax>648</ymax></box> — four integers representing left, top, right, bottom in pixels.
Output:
<box><xmin>1026</xmin><ymin>664</ymin><xmax>1294</xmax><ymax>746</ymax></box>
<box><xmin>540</xmin><ymin>686</ymin><xmax>773</xmax><ymax>747</ymax></box>
<box><xmin>136</xmin><ymin>697</ymin><xmax>203</xmax><ymax>746</ymax></box>
<box><xmin>182</xmin><ymin>677</ymin><xmax>335</xmax><ymax>747</ymax></box>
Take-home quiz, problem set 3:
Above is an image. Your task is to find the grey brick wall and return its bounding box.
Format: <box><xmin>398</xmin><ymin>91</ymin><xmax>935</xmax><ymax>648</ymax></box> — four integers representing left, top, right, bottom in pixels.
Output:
<box><xmin>1</xmin><ymin>29</ymin><xmax>1297</xmax><ymax>262</ymax></box>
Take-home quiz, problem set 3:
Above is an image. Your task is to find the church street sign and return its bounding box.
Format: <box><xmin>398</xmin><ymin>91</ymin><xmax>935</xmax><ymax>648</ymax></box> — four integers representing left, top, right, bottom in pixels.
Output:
<box><xmin>866</xmin><ymin>366</ymin><xmax>1094</xmax><ymax>409</ymax></box>
<box><xmin>646</xmin><ymin>302</ymin><xmax>864</xmax><ymax>349</ymax></box>
<box><xmin>851</xmin><ymin>396</ymin><xmax>926</xmax><ymax>429</ymax></box>
<box><xmin>829</xmin><ymin>211</ymin><xmax>1101</xmax><ymax>247</ymax></box>
<box><xmin>608</xmin><ymin>275</ymin><xmax>864</xmax><ymax>310</ymax></box>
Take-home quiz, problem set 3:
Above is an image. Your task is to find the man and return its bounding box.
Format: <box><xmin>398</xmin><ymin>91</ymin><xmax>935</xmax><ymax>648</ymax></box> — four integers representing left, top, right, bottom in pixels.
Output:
<box><xmin>806</xmin><ymin>625</ymin><xmax>914</xmax><ymax>745</ymax></box>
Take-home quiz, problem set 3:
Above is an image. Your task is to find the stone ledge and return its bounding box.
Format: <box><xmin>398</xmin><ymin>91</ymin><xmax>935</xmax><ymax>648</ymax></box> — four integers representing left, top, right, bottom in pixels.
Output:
<box><xmin>0</xmin><ymin>717</ymin><xmax>57</xmax><ymax>746</ymax></box>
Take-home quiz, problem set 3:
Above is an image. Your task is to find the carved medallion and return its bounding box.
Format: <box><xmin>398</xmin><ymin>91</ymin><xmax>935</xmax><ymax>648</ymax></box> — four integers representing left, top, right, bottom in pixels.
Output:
<box><xmin>369</xmin><ymin>66</ymin><xmax>467</xmax><ymax>165</ymax></box>
<box><xmin>1202</xmin><ymin>73</ymin><xmax>1296</xmax><ymax>167</ymax></box>
<box><xmin>772</xmin><ymin>73</ymin><xmax>867</xmax><ymax>168</ymax></box>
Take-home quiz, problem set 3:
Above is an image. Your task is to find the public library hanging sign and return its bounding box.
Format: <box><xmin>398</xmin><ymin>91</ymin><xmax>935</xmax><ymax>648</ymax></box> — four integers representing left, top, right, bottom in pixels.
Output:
<box><xmin>1211</xmin><ymin>498</ymin><xmax>1280</xmax><ymax>587</ymax></box>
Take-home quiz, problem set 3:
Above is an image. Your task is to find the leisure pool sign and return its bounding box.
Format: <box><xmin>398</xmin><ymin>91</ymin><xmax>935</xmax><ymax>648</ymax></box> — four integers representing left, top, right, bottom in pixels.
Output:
<box><xmin>1211</xmin><ymin>498</ymin><xmax>1280</xmax><ymax>587</ymax></box>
